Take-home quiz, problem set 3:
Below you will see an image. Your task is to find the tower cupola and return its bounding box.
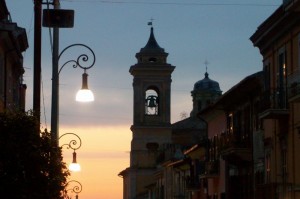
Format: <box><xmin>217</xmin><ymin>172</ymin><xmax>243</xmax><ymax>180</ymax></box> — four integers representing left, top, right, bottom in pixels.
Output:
<box><xmin>193</xmin><ymin>72</ymin><xmax>222</xmax><ymax>93</ymax></box>
<box><xmin>190</xmin><ymin>70</ymin><xmax>222</xmax><ymax>117</ymax></box>
<box><xmin>135</xmin><ymin>27</ymin><xmax>168</xmax><ymax>64</ymax></box>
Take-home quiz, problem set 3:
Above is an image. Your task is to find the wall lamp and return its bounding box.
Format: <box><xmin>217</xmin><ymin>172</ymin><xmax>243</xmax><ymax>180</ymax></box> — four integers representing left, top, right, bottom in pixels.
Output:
<box><xmin>59</xmin><ymin>133</ymin><xmax>82</xmax><ymax>172</ymax></box>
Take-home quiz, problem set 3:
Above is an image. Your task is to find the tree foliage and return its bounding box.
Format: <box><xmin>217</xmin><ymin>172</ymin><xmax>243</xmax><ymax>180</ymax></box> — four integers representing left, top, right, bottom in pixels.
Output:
<box><xmin>0</xmin><ymin>111</ymin><xmax>70</xmax><ymax>199</ymax></box>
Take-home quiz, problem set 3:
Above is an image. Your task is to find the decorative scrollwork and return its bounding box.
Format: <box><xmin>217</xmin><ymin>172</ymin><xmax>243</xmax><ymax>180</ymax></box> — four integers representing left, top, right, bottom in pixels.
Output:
<box><xmin>64</xmin><ymin>180</ymin><xmax>83</xmax><ymax>199</ymax></box>
<box><xmin>58</xmin><ymin>43</ymin><xmax>96</xmax><ymax>74</ymax></box>
<box><xmin>59</xmin><ymin>133</ymin><xmax>82</xmax><ymax>151</ymax></box>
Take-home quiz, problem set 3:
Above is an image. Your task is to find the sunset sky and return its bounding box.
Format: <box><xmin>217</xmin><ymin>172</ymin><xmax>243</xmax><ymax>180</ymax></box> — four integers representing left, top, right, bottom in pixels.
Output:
<box><xmin>6</xmin><ymin>0</ymin><xmax>281</xmax><ymax>198</ymax></box>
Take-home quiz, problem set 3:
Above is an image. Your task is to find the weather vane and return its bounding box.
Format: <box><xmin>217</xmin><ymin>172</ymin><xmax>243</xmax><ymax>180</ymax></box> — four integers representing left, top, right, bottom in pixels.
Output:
<box><xmin>148</xmin><ymin>18</ymin><xmax>154</xmax><ymax>27</ymax></box>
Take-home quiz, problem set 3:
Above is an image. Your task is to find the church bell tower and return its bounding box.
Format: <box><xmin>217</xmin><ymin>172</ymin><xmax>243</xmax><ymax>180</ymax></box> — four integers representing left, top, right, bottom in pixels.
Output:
<box><xmin>127</xmin><ymin>25</ymin><xmax>175</xmax><ymax>198</ymax></box>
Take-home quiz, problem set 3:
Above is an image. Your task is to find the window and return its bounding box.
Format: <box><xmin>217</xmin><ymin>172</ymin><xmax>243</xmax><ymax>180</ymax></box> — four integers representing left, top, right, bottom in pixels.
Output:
<box><xmin>277</xmin><ymin>48</ymin><xmax>287</xmax><ymax>108</ymax></box>
<box><xmin>229</xmin><ymin>165</ymin><xmax>238</xmax><ymax>176</ymax></box>
<box><xmin>265</xmin><ymin>152</ymin><xmax>271</xmax><ymax>183</ymax></box>
<box><xmin>0</xmin><ymin>55</ymin><xmax>4</xmax><ymax>99</ymax></box>
<box><xmin>198</xmin><ymin>100</ymin><xmax>202</xmax><ymax>112</ymax></box>
<box><xmin>227</xmin><ymin>113</ymin><xmax>233</xmax><ymax>133</ymax></box>
<box><xmin>298</xmin><ymin>33</ymin><xmax>300</xmax><ymax>68</ymax></box>
<box><xmin>263</xmin><ymin>60</ymin><xmax>271</xmax><ymax>92</ymax></box>
<box><xmin>148</xmin><ymin>57</ymin><xmax>157</xmax><ymax>62</ymax></box>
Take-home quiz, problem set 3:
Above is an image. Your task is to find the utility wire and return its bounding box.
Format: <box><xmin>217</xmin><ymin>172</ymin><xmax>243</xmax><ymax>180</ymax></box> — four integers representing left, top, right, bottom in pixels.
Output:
<box><xmin>40</xmin><ymin>0</ymin><xmax>53</xmax><ymax>129</ymax></box>
<box><xmin>41</xmin><ymin>76</ymin><xmax>48</xmax><ymax>129</ymax></box>
<box><xmin>61</xmin><ymin>0</ymin><xmax>279</xmax><ymax>7</ymax></box>
<box><xmin>46</xmin><ymin>0</ymin><xmax>54</xmax><ymax>54</ymax></box>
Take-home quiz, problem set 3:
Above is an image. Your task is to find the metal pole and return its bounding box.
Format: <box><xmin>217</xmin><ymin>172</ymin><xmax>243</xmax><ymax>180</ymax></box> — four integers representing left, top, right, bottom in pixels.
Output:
<box><xmin>33</xmin><ymin>0</ymin><xmax>42</xmax><ymax>125</ymax></box>
<box><xmin>51</xmin><ymin>0</ymin><xmax>60</xmax><ymax>146</ymax></box>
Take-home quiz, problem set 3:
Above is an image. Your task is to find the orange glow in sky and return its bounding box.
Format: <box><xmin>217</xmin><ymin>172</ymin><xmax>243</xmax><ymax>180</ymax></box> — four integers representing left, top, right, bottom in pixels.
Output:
<box><xmin>5</xmin><ymin>1</ymin><xmax>282</xmax><ymax>198</ymax></box>
<box><xmin>59</xmin><ymin>126</ymin><xmax>131</xmax><ymax>199</ymax></box>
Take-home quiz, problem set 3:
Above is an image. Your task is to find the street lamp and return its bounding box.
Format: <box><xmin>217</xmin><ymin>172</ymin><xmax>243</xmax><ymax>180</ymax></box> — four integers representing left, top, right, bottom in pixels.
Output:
<box><xmin>51</xmin><ymin>43</ymin><xmax>96</xmax><ymax>145</ymax></box>
<box><xmin>57</xmin><ymin>43</ymin><xmax>95</xmax><ymax>102</ymax></box>
<box><xmin>59</xmin><ymin>133</ymin><xmax>82</xmax><ymax>172</ymax></box>
<box><xmin>64</xmin><ymin>180</ymin><xmax>83</xmax><ymax>199</ymax></box>
<box><xmin>76</xmin><ymin>70</ymin><xmax>94</xmax><ymax>102</ymax></box>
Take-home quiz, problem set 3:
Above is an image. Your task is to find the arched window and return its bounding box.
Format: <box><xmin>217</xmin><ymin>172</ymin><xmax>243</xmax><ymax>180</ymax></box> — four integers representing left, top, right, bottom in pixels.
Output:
<box><xmin>197</xmin><ymin>100</ymin><xmax>202</xmax><ymax>112</ymax></box>
<box><xmin>145</xmin><ymin>87</ymin><xmax>159</xmax><ymax>115</ymax></box>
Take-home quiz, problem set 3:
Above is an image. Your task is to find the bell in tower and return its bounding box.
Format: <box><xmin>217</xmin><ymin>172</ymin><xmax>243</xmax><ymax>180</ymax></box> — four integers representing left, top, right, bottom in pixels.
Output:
<box><xmin>130</xmin><ymin>25</ymin><xmax>175</xmax><ymax>126</ymax></box>
<box><xmin>119</xmin><ymin>24</ymin><xmax>175</xmax><ymax>199</ymax></box>
<box><xmin>145</xmin><ymin>94</ymin><xmax>158</xmax><ymax>115</ymax></box>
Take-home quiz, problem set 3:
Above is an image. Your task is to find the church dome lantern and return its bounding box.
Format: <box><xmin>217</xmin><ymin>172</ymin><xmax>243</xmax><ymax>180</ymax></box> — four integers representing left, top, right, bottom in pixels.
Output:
<box><xmin>190</xmin><ymin>70</ymin><xmax>222</xmax><ymax>116</ymax></box>
<box><xmin>193</xmin><ymin>72</ymin><xmax>222</xmax><ymax>93</ymax></box>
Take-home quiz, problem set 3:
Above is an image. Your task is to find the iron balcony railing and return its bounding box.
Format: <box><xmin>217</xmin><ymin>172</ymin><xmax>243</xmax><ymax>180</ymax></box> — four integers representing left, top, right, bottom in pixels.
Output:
<box><xmin>218</xmin><ymin>131</ymin><xmax>251</xmax><ymax>150</ymax></box>
<box><xmin>260</xmin><ymin>89</ymin><xmax>288</xmax><ymax>112</ymax></box>
<box><xmin>186</xmin><ymin>176</ymin><xmax>200</xmax><ymax>191</ymax></box>
<box><xmin>199</xmin><ymin>160</ymin><xmax>220</xmax><ymax>179</ymax></box>
<box><xmin>288</xmin><ymin>82</ymin><xmax>300</xmax><ymax>101</ymax></box>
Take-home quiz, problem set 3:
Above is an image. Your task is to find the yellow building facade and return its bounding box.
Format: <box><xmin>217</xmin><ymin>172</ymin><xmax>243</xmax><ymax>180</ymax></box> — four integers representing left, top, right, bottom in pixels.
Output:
<box><xmin>251</xmin><ymin>1</ymin><xmax>300</xmax><ymax>198</ymax></box>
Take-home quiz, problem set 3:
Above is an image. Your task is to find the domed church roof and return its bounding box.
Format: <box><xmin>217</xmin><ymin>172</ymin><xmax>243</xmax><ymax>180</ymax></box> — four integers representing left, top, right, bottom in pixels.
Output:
<box><xmin>193</xmin><ymin>72</ymin><xmax>222</xmax><ymax>93</ymax></box>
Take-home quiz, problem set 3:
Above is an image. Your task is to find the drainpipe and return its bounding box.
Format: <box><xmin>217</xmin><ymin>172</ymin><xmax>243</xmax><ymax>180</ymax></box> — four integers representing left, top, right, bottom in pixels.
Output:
<box><xmin>4</xmin><ymin>48</ymin><xmax>17</xmax><ymax>110</ymax></box>
<box><xmin>291</xmin><ymin>102</ymin><xmax>296</xmax><ymax>199</ymax></box>
<box><xmin>289</xmin><ymin>30</ymin><xmax>295</xmax><ymax>199</ymax></box>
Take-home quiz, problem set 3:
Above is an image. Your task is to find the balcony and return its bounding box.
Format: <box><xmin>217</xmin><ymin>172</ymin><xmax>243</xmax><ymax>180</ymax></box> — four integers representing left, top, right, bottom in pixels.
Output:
<box><xmin>259</xmin><ymin>90</ymin><xmax>289</xmax><ymax>120</ymax></box>
<box><xmin>256</xmin><ymin>183</ymin><xmax>276</xmax><ymax>199</ymax></box>
<box><xmin>199</xmin><ymin>160</ymin><xmax>219</xmax><ymax>179</ymax></box>
<box><xmin>256</xmin><ymin>183</ymin><xmax>293</xmax><ymax>199</ymax></box>
<box><xmin>289</xmin><ymin>82</ymin><xmax>300</xmax><ymax>103</ymax></box>
<box><xmin>186</xmin><ymin>177</ymin><xmax>200</xmax><ymax>191</ymax></box>
<box><xmin>219</xmin><ymin>132</ymin><xmax>252</xmax><ymax>163</ymax></box>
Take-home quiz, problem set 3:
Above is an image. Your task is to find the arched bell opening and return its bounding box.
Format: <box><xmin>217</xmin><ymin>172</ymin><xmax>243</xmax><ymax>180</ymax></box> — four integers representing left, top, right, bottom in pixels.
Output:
<box><xmin>145</xmin><ymin>87</ymin><xmax>159</xmax><ymax>115</ymax></box>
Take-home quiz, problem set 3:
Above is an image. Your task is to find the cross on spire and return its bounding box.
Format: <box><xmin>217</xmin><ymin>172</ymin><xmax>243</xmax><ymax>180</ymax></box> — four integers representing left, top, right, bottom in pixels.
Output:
<box><xmin>204</xmin><ymin>59</ymin><xmax>209</xmax><ymax>73</ymax></box>
<box><xmin>204</xmin><ymin>59</ymin><xmax>209</xmax><ymax>78</ymax></box>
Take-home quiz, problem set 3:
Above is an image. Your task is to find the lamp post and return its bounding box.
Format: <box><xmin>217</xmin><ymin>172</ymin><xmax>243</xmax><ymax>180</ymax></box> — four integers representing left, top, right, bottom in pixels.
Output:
<box><xmin>59</xmin><ymin>133</ymin><xmax>82</xmax><ymax>172</ymax></box>
<box><xmin>51</xmin><ymin>43</ymin><xmax>96</xmax><ymax>146</ymax></box>
<box><xmin>63</xmin><ymin>180</ymin><xmax>83</xmax><ymax>199</ymax></box>
<box><xmin>33</xmin><ymin>0</ymin><xmax>42</xmax><ymax>125</ymax></box>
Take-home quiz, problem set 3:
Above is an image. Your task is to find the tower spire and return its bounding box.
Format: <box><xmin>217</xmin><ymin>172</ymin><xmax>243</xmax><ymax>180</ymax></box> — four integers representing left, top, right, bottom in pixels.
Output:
<box><xmin>139</xmin><ymin>19</ymin><xmax>165</xmax><ymax>53</ymax></box>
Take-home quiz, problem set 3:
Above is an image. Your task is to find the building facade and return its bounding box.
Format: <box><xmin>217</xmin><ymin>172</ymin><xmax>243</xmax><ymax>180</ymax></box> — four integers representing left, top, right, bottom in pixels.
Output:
<box><xmin>158</xmin><ymin>71</ymin><xmax>263</xmax><ymax>199</ymax></box>
<box><xmin>156</xmin><ymin>71</ymin><xmax>222</xmax><ymax>199</ymax></box>
<box><xmin>200</xmin><ymin>72</ymin><xmax>264</xmax><ymax>199</ymax></box>
<box><xmin>251</xmin><ymin>0</ymin><xmax>300</xmax><ymax>198</ymax></box>
<box><xmin>0</xmin><ymin>0</ymin><xmax>28</xmax><ymax>112</ymax></box>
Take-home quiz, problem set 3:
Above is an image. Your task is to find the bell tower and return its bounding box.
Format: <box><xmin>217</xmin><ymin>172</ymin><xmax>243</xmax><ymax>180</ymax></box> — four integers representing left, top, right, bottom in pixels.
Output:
<box><xmin>127</xmin><ymin>25</ymin><xmax>175</xmax><ymax>198</ymax></box>
<box><xmin>130</xmin><ymin>27</ymin><xmax>175</xmax><ymax>126</ymax></box>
